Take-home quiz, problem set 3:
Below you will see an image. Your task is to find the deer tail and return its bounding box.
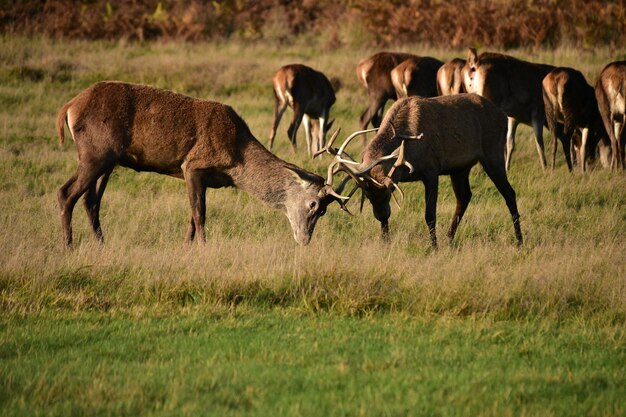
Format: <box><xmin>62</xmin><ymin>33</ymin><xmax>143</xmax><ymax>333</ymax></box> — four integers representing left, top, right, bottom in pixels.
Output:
<box><xmin>55</xmin><ymin>101</ymin><xmax>72</xmax><ymax>146</ymax></box>
<box><xmin>56</xmin><ymin>102</ymin><xmax>70</xmax><ymax>145</ymax></box>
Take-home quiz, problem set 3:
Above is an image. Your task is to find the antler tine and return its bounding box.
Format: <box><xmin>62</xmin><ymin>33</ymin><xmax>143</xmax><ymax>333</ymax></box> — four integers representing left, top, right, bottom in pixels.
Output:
<box><xmin>388</xmin><ymin>179</ymin><xmax>405</xmax><ymax>209</ymax></box>
<box><xmin>351</xmin><ymin>149</ymin><xmax>401</xmax><ymax>177</ymax></box>
<box><xmin>385</xmin><ymin>141</ymin><xmax>414</xmax><ymax>180</ymax></box>
<box><xmin>396</xmin><ymin>132</ymin><xmax>424</xmax><ymax>140</ymax></box>
<box><xmin>327</xmin><ymin>188</ymin><xmax>350</xmax><ymax>201</ymax></box>
<box><xmin>313</xmin><ymin>128</ymin><xmax>342</xmax><ymax>159</ymax></box>
<box><xmin>336</xmin><ymin>128</ymin><xmax>378</xmax><ymax>156</ymax></box>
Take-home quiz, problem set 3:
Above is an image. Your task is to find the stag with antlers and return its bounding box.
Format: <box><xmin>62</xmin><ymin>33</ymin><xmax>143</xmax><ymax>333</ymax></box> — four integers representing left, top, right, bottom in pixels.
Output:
<box><xmin>317</xmin><ymin>94</ymin><xmax>523</xmax><ymax>248</ymax></box>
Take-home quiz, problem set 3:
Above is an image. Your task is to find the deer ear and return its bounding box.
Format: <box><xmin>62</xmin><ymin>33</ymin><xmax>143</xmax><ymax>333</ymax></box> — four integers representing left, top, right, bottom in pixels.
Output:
<box><xmin>326</xmin><ymin>119</ymin><xmax>335</xmax><ymax>132</ymax></box>
<box><xmin>467</xmin><ymin>48</ymin><xmax>478</xmax><ymax>68</ymax></box>
<box><xmin>287</xmin><ymin>167</ymin><xmax>319</xmax><ymax>189</ymax></box>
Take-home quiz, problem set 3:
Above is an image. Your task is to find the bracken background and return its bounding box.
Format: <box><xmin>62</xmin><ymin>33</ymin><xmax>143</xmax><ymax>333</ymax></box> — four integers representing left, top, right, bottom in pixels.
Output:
<box><xmin>2</xmin><ymin>0</ymin><xmax>625</xmax><ymax>49</ymax></box>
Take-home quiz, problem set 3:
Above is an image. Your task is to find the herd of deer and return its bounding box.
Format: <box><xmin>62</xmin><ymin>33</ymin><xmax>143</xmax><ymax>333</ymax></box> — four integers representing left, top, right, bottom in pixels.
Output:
<box><xmin>55</xmin><ymin>49</ymin><xmax>625</xmax><ymax>250</ymax></box>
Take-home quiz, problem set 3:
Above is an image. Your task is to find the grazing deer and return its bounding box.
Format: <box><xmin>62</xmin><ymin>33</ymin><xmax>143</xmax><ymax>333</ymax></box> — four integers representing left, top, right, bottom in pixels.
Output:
<box><xmin>390</xmin><ymin>56</ymin><xmax>443</xmax><ymax>99</ymax></box>
<box><xmin>437</xmin><ymin>58</ymin><xmax>466</xmax><ymax>95</ymax></box>
<box><xmin>542</xmin><ymin>67</ymin><xmax>610</xmax><ymax>172</ymax></box>
<box><xmin>356</xmin><ymin>51</ymin><xmax>417</xmax><ymax>130</ymax></box>
<box><xmin>595</xmin><ymin>61</ymin><xmax>626</xmax><ymax>171</ymax></box>
<box><xmin>318</xmin><ymin>94</ymin><xmax>523</xmax><ymax>248</ymax></box>
<box><xmin>268</xmin><ymin>64</ymin><xmax>336</xmax><ymax>158</ymax></box>
<box><xmin>464</xmin><ymin>48</ymin><xmax>554</xmax><ymax>171</ymax></box>
<box><xmin>56</xmin><ymin>81</ymin><xmax>346</xmax><ymax>248</ymax></box>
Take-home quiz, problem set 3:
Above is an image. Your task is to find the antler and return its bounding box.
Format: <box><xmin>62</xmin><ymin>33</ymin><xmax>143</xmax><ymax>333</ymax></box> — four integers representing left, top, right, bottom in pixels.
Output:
<box><xmin>314</xmin><ymin>128</ymin><xmax>377</xmax><ymax>160</ymax></box>
<box><xmin>322</xmin><ymin>128</ymin><xmax>422</xmax><ymax>212</ymax></box>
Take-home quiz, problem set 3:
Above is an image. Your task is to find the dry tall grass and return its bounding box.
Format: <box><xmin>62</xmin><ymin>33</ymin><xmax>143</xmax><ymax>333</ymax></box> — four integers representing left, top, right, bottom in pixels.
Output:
<box><xmin>0</xmin><ymin>37</ymin><xmax>625</xmax><ymax>320</ymax></box>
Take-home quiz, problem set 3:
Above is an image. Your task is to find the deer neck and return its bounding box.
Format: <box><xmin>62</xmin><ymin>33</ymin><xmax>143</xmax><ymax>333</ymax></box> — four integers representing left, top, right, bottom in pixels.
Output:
<box><xmin>227</xmin><ymin>141</ymin><xmax>311</xmax><ymax>211</ymax></box>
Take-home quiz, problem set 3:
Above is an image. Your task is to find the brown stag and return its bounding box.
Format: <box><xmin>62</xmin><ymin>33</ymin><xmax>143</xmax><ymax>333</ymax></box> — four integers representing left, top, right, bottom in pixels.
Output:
<box><xmin>318</xmin><ymin>94</ymin><xmax>523</xmax><ymax>248</ymax></box>
<box><xmin>56</xmin><ymin>81</ymin><xmax>346</xmax><ymax>248</ymax></box>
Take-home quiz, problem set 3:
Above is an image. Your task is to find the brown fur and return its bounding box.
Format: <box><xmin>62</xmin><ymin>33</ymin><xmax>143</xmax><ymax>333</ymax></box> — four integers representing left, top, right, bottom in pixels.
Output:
<box><xmin>356</xmin><ymin>51</ymin><xmax>417</xmax><ymax>130</ymax></box>
<box><xmin>542</xmin><ymin>67</ymin><xmax>609</xmax><ymax>172</ymax></box>
<box><xmin>56</xmin><ymin>81</ymin><xmax>337</xmax><ymax>247</ymax></box>
<box><xmin>359</xmin><ymin>94</ymin><xmax>522</xmax><ymax>247</ymax></box>
<box><xmin>595</xmin><ymin>61</ymin><xmax>626</xmax><ymax>170</ymax></box>
<box><xmin>436</xmin><ymin>58</ymin><xmax>466</xmax><ymax>95</ymax></box>
<box><xmin>463</xmin><ymin>48</ymin><xmax>555</xmax><ymax>171</ymax></box>
<box><xmin>268</xmin><ymin>64</ymin><xmax>336</xmax><ymax>157</ymax></box>
<box><xmin>390</xmin><ymin>56</ymin><xmax>443</xmax><ymax>99</ymax></box>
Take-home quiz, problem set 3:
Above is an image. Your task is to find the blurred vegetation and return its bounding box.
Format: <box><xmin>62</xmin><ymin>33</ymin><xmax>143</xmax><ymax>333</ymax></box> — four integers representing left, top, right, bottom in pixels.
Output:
<box><xmin>1</xmin><ymin>0</ymin><xmax>625</xmax><ymax>49</ymax></box>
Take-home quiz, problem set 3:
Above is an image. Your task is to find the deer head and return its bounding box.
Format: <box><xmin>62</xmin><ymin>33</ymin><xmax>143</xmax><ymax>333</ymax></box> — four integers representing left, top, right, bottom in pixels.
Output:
<box><xmin>315</xmin><ymin>127</ymin><xmax>420</xmax><ymax>229</ymax></box>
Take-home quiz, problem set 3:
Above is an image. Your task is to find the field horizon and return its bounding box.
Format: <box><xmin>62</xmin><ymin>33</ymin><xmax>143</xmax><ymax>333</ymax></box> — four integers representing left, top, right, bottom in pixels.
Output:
<box><xmin>1</xmin><ymin>36</ymin><xmax>625</xmax><ymax>416</ymax></box>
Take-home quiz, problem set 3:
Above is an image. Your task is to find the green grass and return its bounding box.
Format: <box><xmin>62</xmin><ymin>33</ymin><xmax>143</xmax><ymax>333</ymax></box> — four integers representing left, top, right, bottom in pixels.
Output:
<box><xmin>2</xmin><ymin>311</ymin><xmax>625</xmax><ymax>417</ymax></box>
<box><xmin>1</xmin><ymin>36</ymin><xmax>626</xmax><ymax>416</ymax></box>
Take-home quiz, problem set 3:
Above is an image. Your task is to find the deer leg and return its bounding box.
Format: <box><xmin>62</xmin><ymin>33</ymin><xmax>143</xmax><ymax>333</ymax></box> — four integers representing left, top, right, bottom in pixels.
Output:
<box><xmin>184</xmin><ymin>217</ymin><xmax>196</xmax><ymax>243</ymax></box>
<box><xmin>480</xmin><ymin>161</ymin><xmax>523</xmax><ymax>246</ymax></box>
<box><xmin>504</xmin><ymin>117</ymin><xmax>519</xmax><ymax>172</ymax></box>
<box><xmin>184</xmin><ymin>169</ymin><xmax>207</xmax><ymax>244</ymax></box>
<box><xmin>447</xmin><ymin>168</ymin><xmax>472</xmax><ymax>243</ymax></box>
<box><xmin>359</xmin><ymin>94</ymin><xmax>387</xmax><ymax>130</ymax></box>
<box><xmin>613</xmin><ymin>120</ymin><xmax>624</xmax><ymax>170</ymax></box>
<box><xmin>372</xmin><ymin>105</ymin><xmax>385</xmax><ymax>128</ymax></box>
<box><xmin>559</xmin><ymin>125</ymin><xmax>574</xmax><ymax>172</ymax></box>
<box><xmin>268</xmin><ymin>98</ymin><xmax>288</xmax><ymax>150</ymax></box>
<box><xmin>423</xmin><ymin>174</ymin><xmax>439</xmax><ymax>248</ymax></box>
<box><xmin>302</xmin><ymin>114</ymin><xmax>312</xmax><ymax>158</ymax></box>
<box><xmin>287</xmin><ymin>103</ymin><xmax>304</xmax><ymax>153</ymax></box>
<box><xmin>58</xmin><ymin>160</ymin><xmax>112</xmax><ymax>248</ymax></box>
<box><xmin>569</xmin><ymin>132</ymin><xmax>579</xmax><ymax>168</ymax></box>
<box><xmin>531</xmin><ymin>113</ymin><xmax>548</xmax><ymax>170</ymax></box>
<box><xmin>598</xmin><ymin>138</ymin><xmax>611</xmax><ymax>168</ymax></box>
<box><xmin>580</xmin><ymin>127</ymin><xmax>590</xmax><ymax>173</ymax></box>
<box><xmin>82</xmin><ymin>167</ymin><xmax>113</xmax><ymax>243</ymax></box>
<box><xmin>318</xmin><ymin>113</ymin><xmax>327</xmax><ymax>156</ymax></box>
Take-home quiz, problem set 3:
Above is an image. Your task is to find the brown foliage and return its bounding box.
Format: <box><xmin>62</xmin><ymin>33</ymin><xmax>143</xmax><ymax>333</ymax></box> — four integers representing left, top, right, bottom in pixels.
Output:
<box><xmin>1</xmin><ymin>0</ymin><xmax>624</xmax><ymax>48</ymax></box>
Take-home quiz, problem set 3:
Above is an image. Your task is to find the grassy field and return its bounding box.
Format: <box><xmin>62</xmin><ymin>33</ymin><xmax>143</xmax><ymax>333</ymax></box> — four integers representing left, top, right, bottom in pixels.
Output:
<box><xmin>1</xmin><ymin>36</ymin><xmax>625</xmax><ymax>416</ymax></box>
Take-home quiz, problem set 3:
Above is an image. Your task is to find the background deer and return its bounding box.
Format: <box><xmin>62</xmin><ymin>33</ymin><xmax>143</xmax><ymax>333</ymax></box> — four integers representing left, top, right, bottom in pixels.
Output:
<box><xmin>356</xmin><ymin>51</ymin><xmax>417</xmax><ymax>130</ymax></box>
<box><xmin>595</xmin><ymin>61</ymin><xmax>626</xmax><ymax>171</ymax></box>
<box><xmin>268</xmin><ymin>64</ymin><xmax>336</xmax><ymax>158</ymax></box>
<box><xmin>390</xmin><ymin>56</ymin><xmax>443</xmax><ymax>99</ymax></box>
<box><xmin>437</xmin><ymin>58</ymin><xmax>466</xmax><ymax>95</ymax></box>
<box><xmin>542</xmin><ymin>67</ymin><xmax>610</xmax><ymax>172</ymax></box>
<box><xmin>320</xmin><ymin>94</ymin><xmax>523</xmax><ymax>248</ymax></box>
<box><xmin>56</xmin><ymin>81</ymin><xmax>344</xmax><ymax>248</ymax></box>
<box><xmin>464</xmin><ymin>48</ymin><xmax>554</xmax><ymax>171</ymax></box>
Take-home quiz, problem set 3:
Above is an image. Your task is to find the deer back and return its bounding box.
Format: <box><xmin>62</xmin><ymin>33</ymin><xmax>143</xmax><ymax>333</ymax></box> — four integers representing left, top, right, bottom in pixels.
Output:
<box><xmin>596</xmin><ymin>61</ymin><xmax>626</xmax><ymax>117</ymax></box>
<box><xmin>437</xmin><ymin>58</ymin><xmax>466</xmax><ymax>95</ymax></box>
<box><xmin>357</xmin><ymin>52</ymin><xmax>417</xmax><ymax>97</ymax></box>
<box><xmin>364</xmin><ymin>94</ymin><xmax>507</xmax><ymax>179</ymax></box>
<box><xmin>63</xmin><ymin>81</ymin><xmax>247</xmax><ymax>174</ymax></box>
<box><xmin>465</xmin><ymin>50</ymin><xmax>554</xmax><ymax>123</ymax></box>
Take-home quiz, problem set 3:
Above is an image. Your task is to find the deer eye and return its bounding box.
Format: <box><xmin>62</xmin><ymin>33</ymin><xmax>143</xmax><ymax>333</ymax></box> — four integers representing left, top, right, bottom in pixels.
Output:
<box><xmin>309</xmin><ymin>201</ymin><xmax>317</xmax><ymax>210</ymax></box>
